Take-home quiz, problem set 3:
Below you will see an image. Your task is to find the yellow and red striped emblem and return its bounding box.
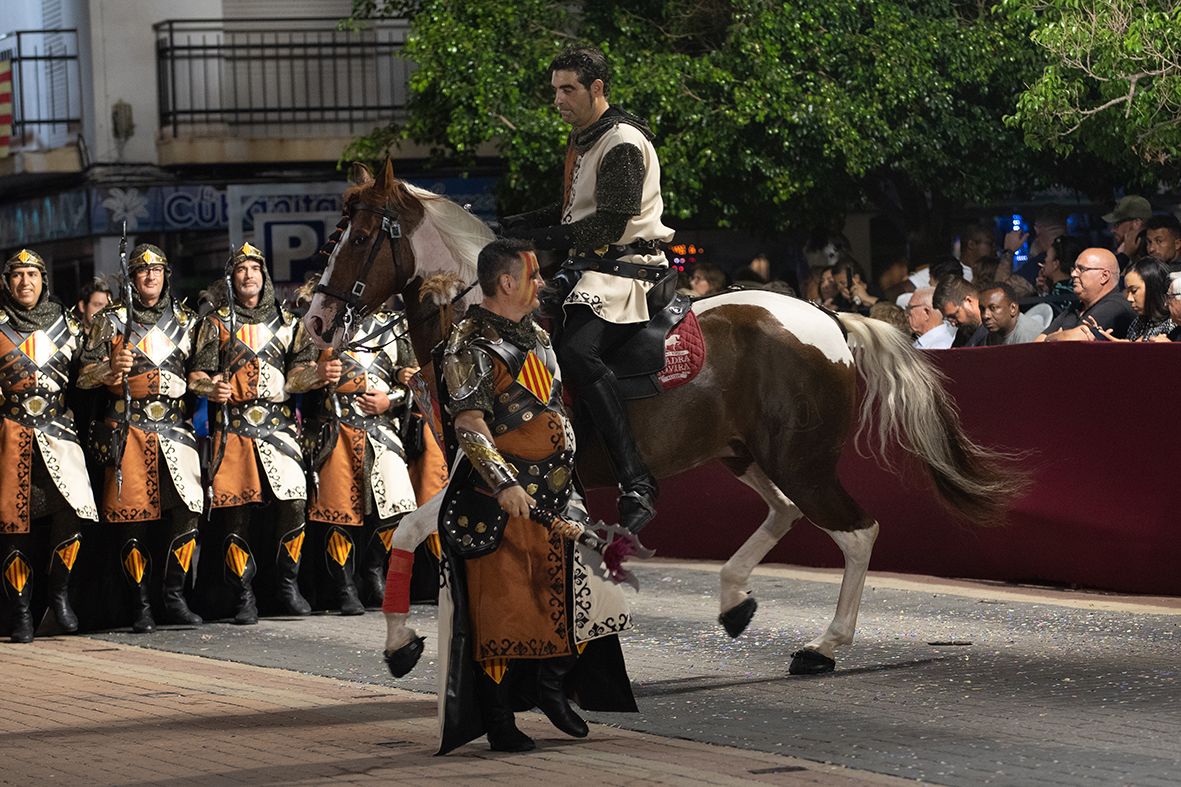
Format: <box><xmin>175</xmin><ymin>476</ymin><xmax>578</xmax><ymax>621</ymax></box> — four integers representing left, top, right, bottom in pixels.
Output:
<box><xmin>327</xmin><ymin>530</ymin><xmax>352</xmax><ymax>567</ymax></box>
<box><xmin>135</xmin><ymin>326</ymin><xmax>176</xmax><ymax>366</ymax></box>
<box><xmin>235</xmin><ymin>323</ymin><xmax>274</xmax><ymax>352</ymax></box>
<box><xmin>57</xmin><ymin>540</ymin><xmax>81</xmax><ymax>572</ymax></box>
<box><xmin>481</xmin><ymin>658</ymin><xmax>510</xmax><ymax>684</ymax></box>
<box><xmin>283</xmin><ymin>531</ymin><xmax>305</xmax><ymax>563</ymax></box>
<box><xmin>123</xmin><ymin>547</ymin><xmax>147</xmax><ymax>584</ymax></box>
<box><xmin>172</xmin><ymin>538</ymin><xmax>196</xmax><ymax>573</ymax></box>
<box><xmin>4</xmin><ymin>555</ymin><xmax>29</xmax><ymax>594</ymax></box>
<box><xmin>18</xmin><ymin>330</ymin><xmax>58</xmax><ymax>367</ymax></box>
<box><xmin>378</xmin><ymin>527</ymin><xmax>396</xmax><ymax>552</ymax></box>
<box><xmin>516</xmin><ymin>351</ymin><xmax>554</xmax><ymax>404</ymax></box>
<box><xmin>225</xmin><ymin>542</ymin><xmax>250</xmax><ymax>577</ymax></box>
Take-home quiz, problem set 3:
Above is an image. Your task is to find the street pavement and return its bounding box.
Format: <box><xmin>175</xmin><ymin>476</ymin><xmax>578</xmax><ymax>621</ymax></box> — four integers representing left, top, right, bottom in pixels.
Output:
<box><xmin>3</xmin><ymin>559</ymin><xmax>1180</xmax><ymax>785</ymax></box>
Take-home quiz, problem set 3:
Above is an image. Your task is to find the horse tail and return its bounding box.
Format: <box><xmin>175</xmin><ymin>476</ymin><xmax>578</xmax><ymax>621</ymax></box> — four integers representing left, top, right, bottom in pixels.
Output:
<box><xmin>836</xmin><ymin>313</ymin><xmax>1028</xmax><ymax>524</ymax></box>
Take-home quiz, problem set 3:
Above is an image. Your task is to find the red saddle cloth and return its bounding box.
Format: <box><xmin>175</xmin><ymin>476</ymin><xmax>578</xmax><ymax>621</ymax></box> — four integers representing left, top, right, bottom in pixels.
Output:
<box><xmin>656</xmin><ymin>309</ymin><xmax>705</xmax><ymax>391</ymax></box>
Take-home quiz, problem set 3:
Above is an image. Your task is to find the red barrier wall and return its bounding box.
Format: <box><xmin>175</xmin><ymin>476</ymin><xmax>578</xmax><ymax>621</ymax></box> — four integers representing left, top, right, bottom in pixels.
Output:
<box><xmin>589</xmin><ymin>343</ymin><xmax>1181</xmax><ymax>596</ymax></box>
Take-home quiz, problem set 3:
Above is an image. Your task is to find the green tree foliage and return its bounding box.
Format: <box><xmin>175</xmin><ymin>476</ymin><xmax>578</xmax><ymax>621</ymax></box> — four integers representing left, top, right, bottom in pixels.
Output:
<box><xmin>346</xmin><ymin>1</ymin><xmax>1056</xmax><ymax>241</ymax></box>
<box><xmin>1007</xmin><ymin>0</ymin><xmax>1181</xmax><ymax>180</ymax></box>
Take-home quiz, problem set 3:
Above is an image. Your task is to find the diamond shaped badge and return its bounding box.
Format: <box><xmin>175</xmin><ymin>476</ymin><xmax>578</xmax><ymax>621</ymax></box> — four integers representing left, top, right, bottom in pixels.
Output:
<box><xmin>235</xmin><ymin>323</ymin><xmax>274</xmax><ymax>352</ymax></box>
<box><xmin>18</xmin><ymin>330</ymin><xmax>58</xmax><ymax>367</ymax></box>
<box><xmin>135</xmin><ymin>326</ymin><xmax>176</xmax><ymax>366</ymax></box>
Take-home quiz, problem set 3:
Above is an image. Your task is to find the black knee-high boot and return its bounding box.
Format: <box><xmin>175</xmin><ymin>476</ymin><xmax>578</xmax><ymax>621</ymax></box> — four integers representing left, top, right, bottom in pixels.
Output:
<box><xmin>535</xmin><ymin>654</ymin><xmax>588</xmax><ymax>738</ymax></box>
<box><xmin>324</xmin><ymin>526</ymin><xmax>364</xmax><ymax>615</ymax></box>
<box><xmin>47</xmin><ymin>532</ymin><xmax>81</xmax><ymax>633</ymax></box>
<box><xmin>162</xmin><ymin>526</ymin><xmax>202</xmax><ymax>625</ymax></box>
<box><xmin>275</xmin><ymin>524</ymin><xmax>311</xmax><ymax>616</ymax></box>
<box><xmin>361</xmin><ymin>518</ymin><xmax>398</xmax><ymax>607</ymax></box>
<box><xmin>475</xmin><ymin>664</ymin><xmax>535</xmax><ymax>752</ymax></box>
<box><xmin>3</xmin><ymin>549</ymin><xmax>34</xmax><ymax>643</ymax></box>
<box><xmin>120</xmin><ymin>539</ymin><xmax>155</xmax><ymax>634</ymax></box>
<box><xmin>224</xmin><ymin>533</ymin><xmax>258</xmax><ymax>625</ymax></box>
<box><xmin>576</xmin><ymin>373</ymin><xmax>657</xmax><ymax>534</ymax></box>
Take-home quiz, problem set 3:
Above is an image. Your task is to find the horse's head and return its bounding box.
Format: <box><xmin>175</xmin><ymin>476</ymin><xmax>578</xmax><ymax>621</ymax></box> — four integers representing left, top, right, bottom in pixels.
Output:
<box><xmin>304</xmin><ymin>159</ymin><xmax>427</xmax><ymax>349</ymax></box>
<box><xmin>305</xmin><ymin>159</ymin><xmax>496</xmax><ymax>350</ymax></box>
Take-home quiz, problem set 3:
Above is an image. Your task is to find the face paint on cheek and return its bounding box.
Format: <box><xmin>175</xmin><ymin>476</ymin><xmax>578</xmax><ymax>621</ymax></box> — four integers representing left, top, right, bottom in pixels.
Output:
<box><xmin>521</xmin><ymin>251</ymin><xmax>541</xmax><ymax>302</ymax></box>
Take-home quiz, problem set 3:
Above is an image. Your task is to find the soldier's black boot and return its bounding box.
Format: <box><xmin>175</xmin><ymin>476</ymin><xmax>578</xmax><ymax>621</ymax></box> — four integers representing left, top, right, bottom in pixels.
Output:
<box><xmin>578</xmin><ymin>373</ymin><xmax>658</xmax><ymax>533</ymax></box>
<box><xmin>361</xmin><ymin>520</ymin><xmax>398</xmax><ymax>608</ymax></box>
<box><xmin>475</xmin><ymin>665</ymin><xmax>535</xmax><ymax>753</ymax></box>
<box><xmin>274</xmin><ymin>525</ymin><xmax>311</xmax><ymax>616</ymax></box>
<box><xmin>224</xmin><ymin>534</ymin><xmax>258</xmax><ymax>625</ymax></box>
<box><xmin>48</xmin><ymin>534</ymin><xmax>81</xmax><ymax>633</ymax></box>
<box><xmin>162</xmin><ymin>529</ymin><xmax>203</xmax><ymax>625</ymax></box>
<box><xmin>535</xmin><ymin>655</ymin><xmax>588</xmax><ymax>738</ymax></box>
<box><xmin>120</xmin><ymin>539</ymin><xmax>156</xmax><ymax>634</ymax></box>
<box><xmin>325</xmin><ymin>526</ymin><xmax>364</xmax><ymax>615</ymax></box>
<box><xmin>3</xmin><ymin>550</ymin><xmax>35</xmax><ymax>643</ymax></box>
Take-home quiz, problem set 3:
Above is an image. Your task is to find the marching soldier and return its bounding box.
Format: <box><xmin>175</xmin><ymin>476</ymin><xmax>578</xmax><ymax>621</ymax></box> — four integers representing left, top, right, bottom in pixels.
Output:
<box><xmin>305</xmin><ymin>307</ymin><xmax>420</xmax><ymax>613</ymax></box>
<box><xmin>0</xmin><ymin>249</ymin><xmax>98</xmax><ymax>642</ymax></box>
<box><xmin>189</xmin><ymin>243</ymin><xmax>328</xmax><ymax>625</ymax></box>
<box><xmin>78</xmin><ymin>244</ymin><xmax>205</xmax><ymax>633</ymax></box>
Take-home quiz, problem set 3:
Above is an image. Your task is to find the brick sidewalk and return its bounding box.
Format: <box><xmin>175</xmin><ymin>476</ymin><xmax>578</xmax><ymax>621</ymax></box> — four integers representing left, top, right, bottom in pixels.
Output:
<box><xmin>0</xmin><ymin>637</ymin><xmax>906</xmax><ymax>786</ymax></box>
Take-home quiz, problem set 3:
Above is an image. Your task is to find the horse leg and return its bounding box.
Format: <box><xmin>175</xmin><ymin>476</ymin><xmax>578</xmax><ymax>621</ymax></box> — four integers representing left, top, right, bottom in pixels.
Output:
<box><xmin>717</xmin><ymin>458</ymin><xmax>805</xmax><ymax>638</ymax></box>
<box><xmin>781</xmin><ymin>479</ymin><xmax>879</xmax><ymax>675</ymax></box>
<box><xmin>381</xmin><ymin>492</ymin><xmax>442</xmax><ymax>677</ymax></box>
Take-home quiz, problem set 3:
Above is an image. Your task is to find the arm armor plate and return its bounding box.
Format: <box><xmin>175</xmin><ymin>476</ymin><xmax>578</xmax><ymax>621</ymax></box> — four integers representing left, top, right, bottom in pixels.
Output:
<box><xmin>442</xmin><ymin>346</ymin><xmax>493</xmax><ymax>415</ymax></box>
<box><xmin>455</xmin><ymin>425</ymin><xmax>518</xmax><ymax>494</ymax></box>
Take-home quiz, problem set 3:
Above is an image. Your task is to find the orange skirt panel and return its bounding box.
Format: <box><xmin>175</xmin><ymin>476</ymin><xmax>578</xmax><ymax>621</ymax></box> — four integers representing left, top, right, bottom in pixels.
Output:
<box><xmin>307</xmin><ymin>423</ymin><xmax>365</xmax><ymax>525</ymax></box>
<box><xmin>0</xmin><ymin>420</ymin><xmax>34</xmax><ymax>533</ymax></box>
<box><xmin>210</xmin><ymin>433</ymin><xmax>264</xmax><ymax>508</ymax></box>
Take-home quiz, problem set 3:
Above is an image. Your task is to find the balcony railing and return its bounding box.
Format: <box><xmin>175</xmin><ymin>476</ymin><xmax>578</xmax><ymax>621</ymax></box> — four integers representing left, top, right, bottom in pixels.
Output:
<box><xmin>0</xmin><ymin>29</ymin><xmax>82</xmax><ymax>149</ymax></box>
<box><xmin>154</xmin><ymin>17</ymin><xmax>412</xmax><ymax>139</ymax></box>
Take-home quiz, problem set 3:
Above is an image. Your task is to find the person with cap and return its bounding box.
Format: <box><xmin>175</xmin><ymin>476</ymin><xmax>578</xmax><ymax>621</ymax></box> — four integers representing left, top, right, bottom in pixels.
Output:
<box><xmin>1104</xmin><ymin>195</ymin><xmax>1152</xmax><ymax>268</ymax></box>
<box><xmin>303</xmin><ymin>297</ymin><xmax>421</xmax><ymax>614</ymax></box>
<box><xmin>189</xmin><ymin>242</ymin><xmax>328</xmax><ymax>625</ymax></box>
<box><xmin>0</xmin><ymin>249</ymin><xmax>99</xmax><ymax>642</ymax></box>
<box><xmin>78</xmin><ymin>243</ymin><xmax>206</xmax><ymax>633</ymax></box>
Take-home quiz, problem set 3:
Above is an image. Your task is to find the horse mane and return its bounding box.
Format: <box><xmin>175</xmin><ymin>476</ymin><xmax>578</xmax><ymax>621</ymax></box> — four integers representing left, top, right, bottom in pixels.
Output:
<box><xmin>403</xmin><ymin>182</ymin><xmax>493</xmax><ymax>309</ymax></box>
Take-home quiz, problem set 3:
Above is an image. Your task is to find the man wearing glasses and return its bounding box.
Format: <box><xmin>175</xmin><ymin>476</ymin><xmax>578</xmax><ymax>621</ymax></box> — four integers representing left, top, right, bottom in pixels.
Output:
<box><xmin>1037</xmin><ymin>248</ymin><xmax>1135</xmax><ymax>342</ymax></box>
<box><xmin>906</xmin><ymin>287</ymin><xmax>955</xmax><ymax>349</ymax></box>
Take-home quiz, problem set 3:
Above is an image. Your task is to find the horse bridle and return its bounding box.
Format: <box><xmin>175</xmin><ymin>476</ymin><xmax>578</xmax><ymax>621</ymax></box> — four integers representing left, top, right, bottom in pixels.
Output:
<box><xmin>314</xmin><ymin>198</ymin><xmax>481</xmax><ymax>352</ymax></box>
<box><xmin>313</xmin><ymin>200</ymin><xmax>404</xmax><ymax>343</ymax></box>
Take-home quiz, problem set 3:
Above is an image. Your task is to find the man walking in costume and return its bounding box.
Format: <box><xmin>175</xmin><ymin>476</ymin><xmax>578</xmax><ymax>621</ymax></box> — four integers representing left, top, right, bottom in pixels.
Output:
<box><xmin>436</xmin><ymin>238</ymin><xmax>635</xmax><ymax>754</ymax></box>
<box><xmin>189</xmin><ymin>243</ymin><xmax>324</xmax><ymax>624</ymax></box>
<box><xmin>305</xmin><ymin>306</ymin><xmax>420</xmax><ymax>613</ymax></box>
<box><xmin>0</xmin><ymin>249</ymin><xmax>98</xmax><ymax>642</ymax></box>
<box><xmin>503</xmin><ymin>46</ymin><xmax>675</xmax><ymax>535</ymax></box>
<box><xmin>79</xmin><ymin>244</ymin><xmax>204</xmax><ymax>633</ymax></box>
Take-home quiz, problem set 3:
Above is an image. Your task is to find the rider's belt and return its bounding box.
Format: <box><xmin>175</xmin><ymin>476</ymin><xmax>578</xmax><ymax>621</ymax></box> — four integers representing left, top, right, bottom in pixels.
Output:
<box><xmin>114</xmin><ymin>395</ymin><xmax>187</xmax><ymax>434</ymax></box>
<box><xmin>215</xmin><ymin>400</ymin><xmax>295</xmax><ymax>440</ymax></box>
<box><xmin>488</xmin><ymin>380</ymin><xmax>563</xmax><ymax>436</ymax></box>
<box><xmin>564</xmin><ymin>255</ymin><xmax>673</xmax><ymax>282</ymax></box>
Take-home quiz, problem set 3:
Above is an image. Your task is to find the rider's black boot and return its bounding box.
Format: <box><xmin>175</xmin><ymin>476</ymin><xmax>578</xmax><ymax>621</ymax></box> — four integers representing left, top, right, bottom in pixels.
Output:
<box><xmin>325</xmin><ymin>526</ymin><xmax>364</xmax><ymax>616</ymax></box>
<box><xmin>121</xmin><ymin>539</ymin><xmax>155</xmax><ymax>634</ymax></box>
<box><xmin>475</xmin><ymin>666</ymin><xmax>535</xmax><ymax>752</ymax></box>
<box><xmin>48</xmin><ymin>533</ymin><xmax>81</xmax><ymax>633</ymax></box>
<box><xmin>3</xmin><ymin>550</ymin><xmax>34</xmax><ymax>643</ymax></box>
<box><xmin>162</xmin><ymin>528</ymin><xmax>203</xmax><ymax>625</ymax></box>
<box><xmin>224</xmin><ymin>534</ymin><xmax>258</xmax><ymax>625</ymax></box>
<box><xmin>579</xmin><ymin>372</ymin><xmax>658</xmax><ymax>533</ymax></box>
<box><xmin>535</xmin><ymin>655</ymin><xmax>588</xmax><ymax>738</ymax></box>
<box><xmin>275</xmin><ymin>525</ymin><xmax>311</xmax><ymax>616</ymax></box>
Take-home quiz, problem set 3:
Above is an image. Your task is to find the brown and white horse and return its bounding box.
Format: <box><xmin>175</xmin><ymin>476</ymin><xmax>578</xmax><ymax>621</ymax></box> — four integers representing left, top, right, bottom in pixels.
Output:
<box><xmin>304</xmin><ymin>160</ymin><xmax>1024</xmax><ymax>675</ymax></box>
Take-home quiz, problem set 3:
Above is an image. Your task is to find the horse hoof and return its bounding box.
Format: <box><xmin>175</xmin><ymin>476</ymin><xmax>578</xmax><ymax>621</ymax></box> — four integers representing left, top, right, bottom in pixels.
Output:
<box><xmin>718</xmin><ymin>596</ymin><xmax>758</xmax><ymax>638</ymax></box>
<box><xmin>384</xmin><ymin>636</ymin><xmax>426</xmax><ymax>678</ymax></box>
<box><xmin>789</xmin><ymin>648</ymin><xmax>836</xmax><ymax>675</ymax></box>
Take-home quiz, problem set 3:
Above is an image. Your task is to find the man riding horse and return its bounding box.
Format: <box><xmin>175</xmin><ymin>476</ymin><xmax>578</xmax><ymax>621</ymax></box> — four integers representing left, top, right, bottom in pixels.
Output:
<box><xmin>503</xmin><ymin>45</ymin><xmax>674</xmax><ymax>535</ymax></box>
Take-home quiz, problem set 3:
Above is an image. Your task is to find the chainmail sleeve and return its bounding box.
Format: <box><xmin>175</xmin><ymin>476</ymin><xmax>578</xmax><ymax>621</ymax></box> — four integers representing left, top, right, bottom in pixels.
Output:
<box><xmin>522</xmin><ymin>143</ymin><xmax>644</xmax><ymax>250</ymax></box>
<box><xmin>442</xmin><ymin>345</ymin><xmax>495</xmax><ymax>422</ymax></box>
<box><xmin>191</xmin><ymin>316</ymin><xmax>222</xmax><ymax>374</ymax></box>
<box><xmin>76</xmin><ymin>315</ymin><xmax>117</xmax><ymax>389</ymax></box>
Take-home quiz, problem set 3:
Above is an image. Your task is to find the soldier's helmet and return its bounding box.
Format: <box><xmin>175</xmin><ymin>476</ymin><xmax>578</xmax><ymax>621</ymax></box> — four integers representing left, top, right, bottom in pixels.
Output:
<box><xmin>232</xmin><ymin>242</ymin><xmax>266</xmax><ymax>266</ymax></box>
<box><xmin>128</xmin><ymin>243</ymin><xmax>169</xmax><ymax>271</ymax></box>
<box><xmin>4</xmin><ymin>248</ymin><xmax>48</xmax><ymax>276</ymax></box>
